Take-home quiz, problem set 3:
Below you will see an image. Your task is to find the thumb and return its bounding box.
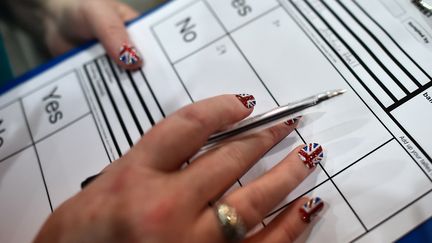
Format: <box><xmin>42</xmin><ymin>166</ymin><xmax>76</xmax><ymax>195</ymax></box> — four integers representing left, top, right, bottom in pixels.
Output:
<box><xmin>83</xmin><ymin>0</ymin><xmax>143</xmax><ymax>70</ymax></box>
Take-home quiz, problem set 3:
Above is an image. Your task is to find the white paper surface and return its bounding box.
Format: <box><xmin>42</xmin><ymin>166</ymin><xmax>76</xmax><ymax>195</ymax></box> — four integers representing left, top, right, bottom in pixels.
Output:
<box><xmin>0</xmin><ymin>0</ymin><xmax>431</xmax><ymax>242</ymax></box>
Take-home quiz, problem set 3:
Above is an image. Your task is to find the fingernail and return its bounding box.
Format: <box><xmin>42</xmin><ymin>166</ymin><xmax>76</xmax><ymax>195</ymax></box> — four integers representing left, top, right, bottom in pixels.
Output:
<box><xmin>298</xmin><ymin>143</ymin><xmax>324</xmax><ymax>169</ymax></box>
<box><xmin>236</xmin><ymin>94</ymin><xmax>256</xmax><ymax>109</ymax></box>
<box><xmin>119</xmin><ymin>43</ymin><xmax>141</xmax><ymax>65</ymax></box>
<box><xmin>299</xmin><ymin>197</ymin><xmax>324</xmax><ymax>223</ymax></box>
<box><xmin>284</xmin><ymin>116</ymin><xmax>302</xmax><ymax>126</ymax></box>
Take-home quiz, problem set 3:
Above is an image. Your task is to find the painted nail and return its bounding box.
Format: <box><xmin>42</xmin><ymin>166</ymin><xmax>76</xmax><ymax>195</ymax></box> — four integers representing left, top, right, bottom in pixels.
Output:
<box><xmin>299</xmin><ymin>197</ymin><xmax>324</xmax><ymax>223</ymax></box>
<box><xmin>236</xmin><ymin>94</ymin><xmax>256</xmax><ymax>109</ymax></box>
<box><xmin>284</xmin><ymin>116</ymin><xmax>302</xmax><ymax>126</ymax></box>
<box><xmin>119</xmin><ymin>43</ymin><xmax>141</xmax><ymax>65</ymax></box>
<box><xmin>298</xmin><ymin>143</ymin><xmax>324</xmax><ymax>169</ymax></box>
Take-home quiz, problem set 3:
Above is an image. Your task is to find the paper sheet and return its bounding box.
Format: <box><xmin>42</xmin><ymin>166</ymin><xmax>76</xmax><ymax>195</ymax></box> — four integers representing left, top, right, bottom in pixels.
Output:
<box><xmin>0</xmin><ymin>0</ymin><xmax>431</xmax><ymax>242</ymax></box>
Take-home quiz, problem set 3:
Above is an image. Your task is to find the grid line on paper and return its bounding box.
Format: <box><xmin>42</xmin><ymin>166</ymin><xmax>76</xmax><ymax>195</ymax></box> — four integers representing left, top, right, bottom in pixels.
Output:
<box><xmin>106</xmin><ymin>57</ymin><xmax>144</xmax><ymax>136</ymax></box>
<box><xmin>284</xmin><ymin>0</ymin><xmax>432</xmax><ymax>179</ymax></box>
<box><xmin>0</xmin><ymin>144</ymin><xmax>33</xmax><ymax>164</ymax></box>
<box><xmin>265</xmin><ymin>177</ymin><xmax>330</xmax><ymax>218</ymax></box>
<box><xmin>319</xmin><ymin>162</ymin><xmax>368</xmax><ymax>231</ymax></box>
<box><xmin>127</xmin><ymin>71</ymin><xmax>156</xmax><ymax>125</ymax></box>
<box><xmin>330</xmin><ymin>138</ymin><xmax>394</xmax><ymax>179</ymax></box>
<box><xmin>84</xmin><ymin>63</ymin><xmax>123</xmax><ymax>157</ymax></box>
<box><xmin>336</xmin><ymin>0</ymin><xmax>422</xmax><ymax>88</ymax></box>
<box><xmin>150</xmin><ymin>26</ymin><xmax>194</xmax><ymax>102</ymax></box>
<box><xmin>19</xmin><ymin>99</ymin><xmax>54</xmax><ymax>212</ymax></box>
<box><xmin>283</xmin><ymin>0</ymin><xmax>432</xmax><ymax>234</ymax></box>
<box><xmin>284</xmin><ymin>0</ymin><xmax>387</xmax><ymax>111</ymax></box>
<box><xmin>351</xmin><ymin>188</ymin><xmax>432</xmax><ymax>242</ymax></box>
<box><xmin>139</xmin><ymin>69</ymin><xmax>166</xmax><ymax>119</ymax></box>
<box><xmin>387</xmin><ymin>81</ymin><xmax>432</xmax><ymax>111</ymax></box>
<box><xmin>77</xmin><ymin>70</ymin><xmax>113</xmax><ymax>162</ymax></box>
<box><xmin>351</xmin><ymin>0</ymin><xmax>431</xmax><ymax>82</ymax></box>
<box><xmin>303</xmin><ymin>0</ymin><xmax>398</xmax><ymax>104</ymax></box>
<box><xmin>152</xmin><ymin>0</ymin><xmax>202</xmax><ymax>33</ymax></box>
<box><xmin>150</xmin><ymin>0</ymin><xmax>282</xmax><ymax>201</ymax></box>
<box><xmin>94</xmin><ymin>59</ymin><xmax>133</xmax><ymax>147</ymax></box>
<box><xmin>321</xmin><ymin>0</ymin><xmax>411</xmax><ymax>95</ymax></box>
<box><xmin>201</xmin><ymin>0</ymin><xmax>280</xmax><ymax>108</ymax></box>
<box><xmin>34</xmin><ymin>112</ymin><xmax>91</xmax><ymax>145</ymax></box>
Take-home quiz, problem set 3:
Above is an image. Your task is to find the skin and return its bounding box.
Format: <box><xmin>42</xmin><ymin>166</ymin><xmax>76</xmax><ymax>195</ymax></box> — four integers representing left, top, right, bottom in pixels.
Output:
<box><xmin>34</xmin><ymin>95</ymin><xmax>320</xmax><ymax>243</ymax></box>
<box><xmin>42</xmin><ymin>0</ymin><xmax>143</xmax><ymax>69</ymax></box>
<box><xmin>31</xmin><ymin>1</ymin><xmax>321</xmax><ymax>241</ymax></box>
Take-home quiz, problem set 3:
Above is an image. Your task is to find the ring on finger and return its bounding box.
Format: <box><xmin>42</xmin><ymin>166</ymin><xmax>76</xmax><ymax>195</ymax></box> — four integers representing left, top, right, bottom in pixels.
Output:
<box><xmin>215</xmin><ymin>203</ymin><xmax>247</xmax><ymax>242</ymax></box>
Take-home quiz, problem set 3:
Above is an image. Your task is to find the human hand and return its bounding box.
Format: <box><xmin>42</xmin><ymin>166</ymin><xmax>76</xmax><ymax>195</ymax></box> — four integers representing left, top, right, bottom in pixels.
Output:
<box><xmin>34</xmin><ymin>94</ymin><xmax>325</xmax><ymax>243</ymax></box>
<box><xmin>43</xmin><ymin>0</ymin><xmax>143</xmax><ymax>69</ymax></box>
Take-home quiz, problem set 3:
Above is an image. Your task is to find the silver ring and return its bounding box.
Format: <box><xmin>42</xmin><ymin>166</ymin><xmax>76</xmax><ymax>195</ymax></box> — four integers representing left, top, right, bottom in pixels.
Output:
<box><xmin>215</xmin><ymin>203</ymin><xmax>247</xmax><ymax>242</ymax></box>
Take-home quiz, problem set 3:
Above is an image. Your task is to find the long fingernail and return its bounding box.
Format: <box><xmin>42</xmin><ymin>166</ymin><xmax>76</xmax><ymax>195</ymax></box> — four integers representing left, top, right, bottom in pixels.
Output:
<box><xmin>284</xmin><ymin>116</ymin><xmax>302</xmax><ymax>126</ymax></box>
<box><xmin>298</xmin><ymin>143</ymin><xmax>324</xmax><ymax>169</ymax></box>
<box><xmin>236</xmin><ymin>94</ymin><xmax>256</xmax><ymax>109</ymax></box>
<box><xmin>299</xmin><ymin>197</ymin><xmax>324</xmax><ymax>223</ymax></box>
<box><xmin>119</xmin><ymin>43</ymin><xmax>141</xmax><ymax>65</ymax></box>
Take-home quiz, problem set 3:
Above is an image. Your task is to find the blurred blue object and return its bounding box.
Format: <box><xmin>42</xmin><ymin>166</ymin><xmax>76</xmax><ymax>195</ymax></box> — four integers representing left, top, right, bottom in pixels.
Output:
<box><xmin>0</xmin><ymin>34</ymin><xmax>13</xmax><ymax>86</ymax></box>
<box><xmin>396</xmin><ymin>217</ymin><xmax>432</xmax><ymax>243</ymax></box>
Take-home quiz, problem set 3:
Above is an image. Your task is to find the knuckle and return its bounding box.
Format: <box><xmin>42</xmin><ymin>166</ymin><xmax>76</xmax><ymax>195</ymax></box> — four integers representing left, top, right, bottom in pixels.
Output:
<box><xmin>281</xmin><ymin>220</ymin><xmax>299</xmax><ymax>243</ymax></box>
<box><xmin>178</xmin><ymin>106</ymin><xmax>212</xmax><ymax>129</ymax></box>
<box><xmin>260</xmin><ymin>126</ymin><xmax>284</xmax><ymax>145</ymax></box>
<box><xmin>244</xmin><ymin>185</ymin><xmax>268</xmax><ymax>221</ymax></box>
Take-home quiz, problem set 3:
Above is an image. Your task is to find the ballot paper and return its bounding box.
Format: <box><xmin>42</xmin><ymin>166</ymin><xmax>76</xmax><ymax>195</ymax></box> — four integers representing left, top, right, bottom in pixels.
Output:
<box><xmin>1</xmin><ymin>0</ymin><xmax>432</xmax><ymax>242</ymax></box>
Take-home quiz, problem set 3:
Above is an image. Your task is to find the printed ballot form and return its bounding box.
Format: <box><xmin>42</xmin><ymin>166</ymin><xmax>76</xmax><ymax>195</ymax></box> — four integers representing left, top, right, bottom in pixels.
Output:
<box><xmin>0</xmin><ymin>0</ymin><xmax>431</xmax><ymax>242</ymax></box>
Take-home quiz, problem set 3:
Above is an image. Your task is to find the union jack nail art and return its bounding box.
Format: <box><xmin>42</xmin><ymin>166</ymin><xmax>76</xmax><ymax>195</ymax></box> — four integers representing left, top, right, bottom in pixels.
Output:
<box><xmin>236</xmin><ymin>94</ymin><xmax>256</xmax><ymax>109</ymax></box>
<box><xmin>298</xmin><ymin>143</ymin><xmax>324</xmax><ymax>169</ymax></box>
<box><xmin>299</xmin><ymin>197</ymin><xmax>324</xmax><ymax>223</ymax></box>
<box><xmin>284</xmin><ymin>116</ymin><xmax>302</xmax><ymax>126</ymax></box>
<box><xmin>119</xmin><ymin>43</ymin><xmax>140</xmax><ymax>65</ymax></box>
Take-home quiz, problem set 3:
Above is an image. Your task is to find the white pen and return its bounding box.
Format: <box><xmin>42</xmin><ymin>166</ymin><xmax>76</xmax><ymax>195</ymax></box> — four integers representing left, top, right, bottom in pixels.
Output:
<box><xmin>202</xmin><ymin>89</ymin><xmax>347</xmax><ymax>151</ymax></box>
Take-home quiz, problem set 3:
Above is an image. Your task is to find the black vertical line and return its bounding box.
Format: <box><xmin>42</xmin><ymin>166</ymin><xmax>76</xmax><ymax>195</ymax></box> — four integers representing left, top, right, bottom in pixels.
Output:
<box><xmin>285</xmin><ymin>0</ymin><xmax>432</xmax><ymax>232</ymax></box>
<box><xmin>352</xmin><ymin>0</ymin><xmax>432</xmax><ymax>82</ymax></box>
<box><xmin>95</xmin><ymin>59</ymin><xmax>133</xmax><ymax>147</ymax></box>
<box><xmin>76</xmin><ymin>70</ymin><xmax>112</xmax><ymax>162</ymax></box>
<box><xmin>127</xmin><ymin>71</ymin><xmax>156</xmax><ymax>126</ymax></box>
<box><xmin>139</xmin><ymin>69</ymin><xmax>166</xmax><ymax>118</ymax></box>
<box><xmin>303</xmin><ymin>0</ymin><xmax>398</xmax><ymax>103</ymax></box>
<box><xmin>19</xmin><ymin>99</ymin><xmax>53</xmax><ymax>212</ymax></box>
<box><xmin>336</xmin><ymin>0</ymin><xmax>422</xmax><ymax>87</ymax></box>
<box><xmin>289</xmin><ymin>0</ymin><xmax>432</xmax><ymax>177</ymax></box>
<box><xmin>320</xmin><ymin>163</ymin><xmax>368</xmax><ymax>231</ymax></box>
<box><xmin>351</xmin><ymin>188</ymin><xmax>432</xmax><ymax>242</ymax></box>
<box><xmin>150</xmin><ymin>27</ymin><xmax>195</xmax><ymax>103</ymax></box>
<box><xmin>84</xmin><ymin>64</ymin><xmax>122</xmax><ymax>157</ymax></box>
<box><xmin>202</xmin><ymin>0</ymin><xmax>281</xmax><ymax>107</ymax></box>
<box><xmin>321</xmin><ymin>0</ymin><xmax>410</xmax><ymax>95</ymax></box>
<box><xmin>387</xmin><ymin>81</ymin><xmax>432</xmax><ymax>111</ymax></box>
<box><xmin>106</xmin><ymin>57</ymin><xmax>144</xmax><ymax>136</ymax></box>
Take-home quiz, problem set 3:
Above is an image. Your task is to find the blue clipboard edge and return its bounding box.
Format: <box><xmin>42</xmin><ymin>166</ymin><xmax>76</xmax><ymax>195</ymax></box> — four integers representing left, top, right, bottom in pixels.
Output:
<box><xmin>0</xmin><ymin>0</ymin><xmax>173</xmax><ymax>96</ymax></box>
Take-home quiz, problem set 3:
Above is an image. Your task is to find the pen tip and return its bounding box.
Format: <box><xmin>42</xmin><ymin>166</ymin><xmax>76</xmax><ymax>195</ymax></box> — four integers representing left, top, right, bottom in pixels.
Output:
<box><xmin>327</xmin><ymin>88</ymin><xmax>347</xmax><ymax>98</ymax></box>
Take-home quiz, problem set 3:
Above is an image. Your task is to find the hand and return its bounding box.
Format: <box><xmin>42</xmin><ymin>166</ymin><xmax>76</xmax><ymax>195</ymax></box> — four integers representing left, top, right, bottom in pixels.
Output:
<box><xmin>43</xmin><ymin>0</ymin><xmax>143</xmax><ymax>69</ymax></box>
<box><xmin>34</xmin><ymin>95</ymin><xmax>325</xmax><ymax>243</ymax></box>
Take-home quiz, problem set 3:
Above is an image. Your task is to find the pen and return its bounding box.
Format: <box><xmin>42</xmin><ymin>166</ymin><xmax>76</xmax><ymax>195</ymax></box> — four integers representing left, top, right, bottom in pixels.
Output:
<box><xmin>202</xmin><ymin>89</ymin><xmax>346</xmax><ymax>151</ymax></box>
<box><xmin>81</xmin><ymin>89</ymin><xmax>345</xmax><ymax>188</ymax></box>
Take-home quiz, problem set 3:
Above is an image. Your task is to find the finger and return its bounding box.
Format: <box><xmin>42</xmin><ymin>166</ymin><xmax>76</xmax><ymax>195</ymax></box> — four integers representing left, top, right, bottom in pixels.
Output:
<box><xmin>113</xmin><ymin>1</ymin><xmax>139</xmax><ymax>21</ymax></box>
<box><xmin>247</xmin><ymin>197</ymin><xmax>324</xmax><ymax>243</ymax></box>
<box><xmin>223</xmin><ymin>143</ymin><xmax>324</xmax><ymax>229</ymax></box>
<box><xmin>45</xmin><ymin>20</ymin><xmax>76</xmax><ymax>56</ymax></box>
<box><xmin>185</xmin><ymin>117</ymin><xmax>301</xmax><ymax>203</ymax></box>
<box><xmin>129</xmin><ymin>94</ymin><xmax>256</xmax><ymax>171</ymax></box>
<box><xmin>83</xmin><ymin>0</ymin><xmax>143</xmax><ymax>70</ymax></box>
